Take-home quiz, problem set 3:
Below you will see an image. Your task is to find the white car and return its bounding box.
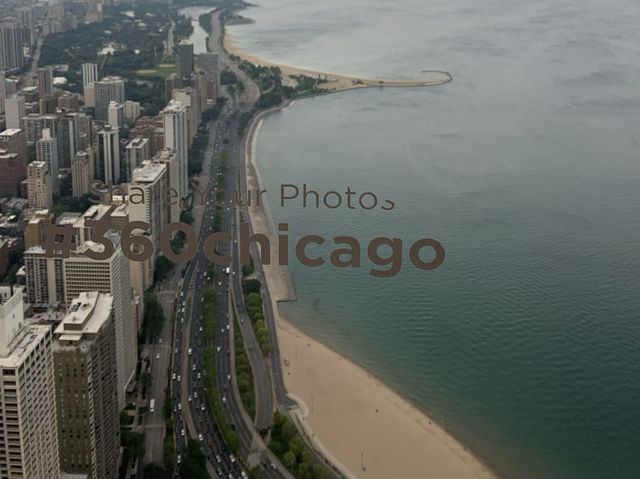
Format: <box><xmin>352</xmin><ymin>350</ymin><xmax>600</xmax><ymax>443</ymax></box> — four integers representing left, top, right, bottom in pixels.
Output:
<box><xmin>155</xmin><ymin>353</ymin><xmax>160</xmax><ymax>360</ymax></box>
<box><xmin>172</xmin><ymin>372</ymin><xmax>176</xmax><ymax>380</ymax></box>
<box><xmin>216</xmin><ymin>346</ymin><xmax>221</xmax><ymax>353</ymax></box>
<box><xmin>198</xmin><ymin>433</ymin><xmax>203</xmax><ymax>442</ymax></box>
<box><xmin>188</xmin><ymin>348</ymin><xmax>192</xmax><ymax>356</ymax></box>
<box><xmin>177</xmin><ymin>375</ymin><xmax>181</xmax><ymax>382</ymax></box>
<box><xmin>188</xmin><ymin>395</ymin><xmax>192</xmax><ymax>402</ymax></box>
<box><xmin>192</xmin><ymin>364</ymin><xmax>196</xmax><ymax>371</ymax></box>
<box><xmin>222</xmin><ymin>396</ymin><xmax>227</xmax><ymax>404</ymax></box>
<box><xmin>178</xmin><ymin>403</ymin><xmax>182</xmax><ymax>411</ymax></box>
<box><xmin>201</xmin><ymin>404</ymin><xmax>205</xmax><ymax>411</ymax></box>
<box><xmin>181</xmin><ymin>428</ymin><xmax>185</xmax><ymax>436</ymax></box>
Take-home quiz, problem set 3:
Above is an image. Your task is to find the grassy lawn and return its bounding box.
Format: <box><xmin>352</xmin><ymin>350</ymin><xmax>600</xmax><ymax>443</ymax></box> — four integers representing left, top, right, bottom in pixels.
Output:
<box><xmin>136</xmin><ymin>63</ymin><xmax>177</xmax><ymax>78</ymax></box>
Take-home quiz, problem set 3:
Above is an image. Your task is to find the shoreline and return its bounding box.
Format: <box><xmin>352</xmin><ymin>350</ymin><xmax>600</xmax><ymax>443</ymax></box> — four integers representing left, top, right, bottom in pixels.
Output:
<box><xmin>224</xmin><ymin>31</ymin><xmax>453</xmax><ymax>92</ymax></box>
<box><xmin>243</xmin><ymin>106</ymin><xmax>499</xmax><ymax>479</ymax></box>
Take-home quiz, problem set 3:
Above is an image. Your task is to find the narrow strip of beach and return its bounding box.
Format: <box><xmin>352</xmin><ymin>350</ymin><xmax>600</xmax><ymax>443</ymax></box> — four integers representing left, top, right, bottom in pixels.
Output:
<box><xmin>243</xmin><ymin>110</ymin><xmax>498</xmax><ymax>478</ymax></box>
<box><xmin>224</xmin><ymin>32</ymin><xmax>452</xmax><ymax>91</ymax></box>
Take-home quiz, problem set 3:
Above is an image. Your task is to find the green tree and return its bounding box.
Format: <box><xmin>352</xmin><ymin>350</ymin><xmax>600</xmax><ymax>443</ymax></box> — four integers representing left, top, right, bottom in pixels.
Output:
<box><xmin>283</xmin><ymin>451</ymin><xmax>297</xmax><ymax>469</ymax></box>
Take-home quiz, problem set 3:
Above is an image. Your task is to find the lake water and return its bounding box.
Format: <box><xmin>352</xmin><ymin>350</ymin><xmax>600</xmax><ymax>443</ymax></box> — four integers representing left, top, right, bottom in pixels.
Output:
<box><xmin>178</xmin><ymin>6</ymin><xmax>213</xmax><ymax>54</ymax></box>
<box><xmin>229</xmin><ymin>1</ymin><xmax>640</xmax><ymax>478</ymax></box>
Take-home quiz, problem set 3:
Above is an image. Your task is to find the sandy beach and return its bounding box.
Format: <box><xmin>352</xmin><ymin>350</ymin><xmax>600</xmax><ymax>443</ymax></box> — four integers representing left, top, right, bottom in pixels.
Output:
<box><xmin>243</xmin><ymin>113</ymin><xmax>498</xmax><ymax>479</ymax></box>
<box><xmin>224</xmin><ymin>32</ymin><xmax>452</xmax><ymax>92</ymax></box>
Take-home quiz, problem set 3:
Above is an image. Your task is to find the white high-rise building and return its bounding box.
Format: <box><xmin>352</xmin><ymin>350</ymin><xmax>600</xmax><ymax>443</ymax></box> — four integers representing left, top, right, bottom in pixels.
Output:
<box><xmin>107</xmin><ymin>100</ymin><xmax>124</xmax><ymax>130</ymax></box>
<box><xmin>81</xmin><ymin>63</ymin><xmax>98</xmax><ymax>89</ymax></box>
<box><xmin>36</xmin><ymin>128</ymin><xmax>59</xmax><ymax>193</ymax></box>
<box><xmin>0</xmin><ymin>288</ymin><xmax>61</xmax><ymax>479</ymax></box>
<box><xmin>129</xmin><ymin>161</ymin><xmax>167</xmax><ymax>252</ymax></box>
<box><xmin>5</xmin><ymin>95</ymin><xmax>25</xmax><ymax>130</ymax></box>
<box><xmin>63</xmin><ymin>234</ymin><xmax>136</xmax><ymax>409</ymax></box>
<box><xmin>162</xmin><ymin>100</ymin><xmax>188</xmax><ymax>198</ymax></box>
<box><xmin>98</xmin><ymin>125</ymin><xmax>120</xmax><ymax>186</ymax></box>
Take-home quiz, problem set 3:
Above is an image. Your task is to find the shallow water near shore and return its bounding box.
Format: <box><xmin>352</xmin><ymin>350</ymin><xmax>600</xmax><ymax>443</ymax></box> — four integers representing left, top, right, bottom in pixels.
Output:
<box><xmin>231</xmin><ymin>0</ymin><xmax>640</xmax><ymax>478</ymax></box>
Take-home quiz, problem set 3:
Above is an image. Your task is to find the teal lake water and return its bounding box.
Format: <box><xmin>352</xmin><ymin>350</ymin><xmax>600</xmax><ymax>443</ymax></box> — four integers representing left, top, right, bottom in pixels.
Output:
<box><xmin>228</xmin><ymin>0</ymin><xmax>640</xmax><ymax>477</ymax></box>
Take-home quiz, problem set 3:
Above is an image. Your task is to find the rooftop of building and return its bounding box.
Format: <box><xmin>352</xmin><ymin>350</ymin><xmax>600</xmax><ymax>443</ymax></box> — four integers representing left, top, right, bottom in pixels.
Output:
<box><xmin>54</xmin><ymin>292</ymin><xmax>113</xmax><ymax>342</ymax></box>
<box><xmin>132</xmin><ymin>162</ymin><xmax>165</xmax><ymax>183</ymax></box>
<box><xmin>0</xmin><ymin>324</ymin><xmax>50</xmax><ymax>367</ymax></box>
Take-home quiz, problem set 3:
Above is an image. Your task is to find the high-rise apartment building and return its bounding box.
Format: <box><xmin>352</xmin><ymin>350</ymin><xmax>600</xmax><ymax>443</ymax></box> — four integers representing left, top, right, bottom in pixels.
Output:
<box><xmin>37</xmin><ymin>66</ymin><xmax>54</xmax><ymax>100</ymax></box>
<box><xmin>0</xmin><ymin>23</ymin><xmax>26</xmax><ymax>70</ymax></box>
<box><xmin>24</xmin><ymin>246</ymin><xmax>65</xmax><ymax>304</ymax></box>
<box><xmin>107</xmin><ymin>101</ymin><xmax>124</xmax><ymax>130</ymax></box>
<box><xmin>0</xmin><ymin>129</ymin><xmax>27</xmax><ymax>196</ymax></box>
<box><xmin>125</xmin><ymin>137</ymin><xmax>150</xmax><ymax>182</ymax></box>
<box><xmin>0</xmin><ymin>70</ymin><xmax>6</xmax><ymax>114</ymax></box>
<box><xmin>152</xmin><ymin>148</ymin><xmax>180</xmax><ymax>224</ymax></box>
<box><xmin>97</xmin><ymin>125</ymin><xmax>120</xmax><ymax>186</ymax></box>
<box><xmin>162</xmin><ymin>100</ymin><xmax>188</xmax><ymax>198</ymax></box>
<box><xmin>178</xmin><ymin>41</ymin><xmax>194</xmax><ymax>78</ymax></box>
<box><xmin>27</xmin><ymin>160</ymin><xmax>53</xmax><ymax>210</ymax></box>
<box><xmin>196</xmin><ymin>52</ymin><xmax>220</xmax><ymax>100</ymax></box>
<box><xmin>36</xmin><ymin>128</ymin><xmax>59</xmax><ymax>193</ymax></box>
<box><xmin>94</xmin><ymin>76</ymin><xmax>125</xmax><ymax>123</ymax></box>
<box><xmin>63</xmin><ymin>235</ymin><xmax>136</xmax><ymax>408</ymax></box>
<box><xmin>129</xmin><ymin>161</ymin><xmax>167</xmax><ymax>252</ymax></box>
<box><xmin>5</xmin><ymin>96</ymin><xmax>25</xmax><ymax>130</ymax></box>
<box><xmin>0</xmin><ymin>288</ymin><xmax>61</xmax><ymax>479</ymax></box>
<box><xmin>53</xmin><ymin>292</ymin><xmax>120</xmax><ymax>479</ymax></box>
<box><xmin>71</xmin><ymin>149</ymin><xmax>94</xmax><ymax>197</ymax></box>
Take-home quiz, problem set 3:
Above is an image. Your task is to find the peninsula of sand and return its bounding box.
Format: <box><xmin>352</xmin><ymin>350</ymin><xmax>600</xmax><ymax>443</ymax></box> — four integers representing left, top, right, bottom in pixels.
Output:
<box><xmin>224</xmin><ymin>33</ymin><xmax>452</xmax><ymax>92</ymax></box>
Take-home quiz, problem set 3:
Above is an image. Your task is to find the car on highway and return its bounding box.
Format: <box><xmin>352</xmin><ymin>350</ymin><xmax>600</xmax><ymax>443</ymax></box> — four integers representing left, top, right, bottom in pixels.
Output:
<box><xmin>177</xmin><ymin>375</ymin><xmax>181</xmax><ymax>382</ymax></box>
<box><xmin>222</xmin><ymin>396</ymin><xmax>227</xmax><ymax>404</ymax></box>
<box><xmin>181</xmin><ymin>428</ymin><xmax>185</xmax><ymax>437</ymax></box>
<box><xmin>155</xmin><ymin>353</ymin><xmax>160</xmax><ymax>359</ymax></box>
<box><xmin>229</xmin><ymin>454</ymin><xmax>236</xmax><ymax>464</ymax></box>
<box><xmin>188</xmin><ymin>348</ymin><xmax>192</xmax><ymax>356</ymax></box>
<box><xmin>178</xmin><ymin>403</ymin><xmax>182</xmax><ymax>411</ymax></box>
<box><xmin>216</xmin><ymin>346</ymin><xmax>221</xmax><ymax>352</ymax></box>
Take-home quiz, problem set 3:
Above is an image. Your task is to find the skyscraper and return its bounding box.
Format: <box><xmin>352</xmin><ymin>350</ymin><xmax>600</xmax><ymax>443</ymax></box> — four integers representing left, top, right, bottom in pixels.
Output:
<box><xmin>129</xmin><ymin>161</ymin><xmax>168</xmax><ymax>252</ymax></box>
<box><xmin>36</xmin><ymin>128</ymin><xmax>59</xmax><ymax>193</ymax></box>
<box><xmin>63</xmin><ymin>234</ymin><xmax>136</xmax><ymax>409</ymax></box>
<box><xmin>94</xmin><ymin>76</ymin><xmax>125</xmax><ymax>123</ymax></box>
<box><xmin>0</xmin><ymin>129</ymin><xmax>27</xmax><ymax>196</ymax></box>
<box><xmin>37</xmin><ymin>66</ymin><xmax>54</xmax><ymax>100</ymax></box>
<box><xmin>152</xmin><ymin>148</ymin><xmax>181</xmax><ymax>224</ymax></box>
<box><xmin>5</xmin><ymin>95</ymin><xmax>25</xmax><ymax>130</ymax></box>
<box><xmin>0</xmin><ymin>23</ymin><xmax>26</xmax><ymax>70</ymax></box>
<box><xmin>162</xmin><ymin>100</ymin><xmax>188</xmax><ymax>198</ymax></box>
<box><xmin>0</xmin><ymin>70</ymin><xmax>6</xmax><ymax>114</ymax></box>
<box><xmin>107</xmin><ymin>101</ymin><xmax>124</xmax><ymax>130</ymax></box>
<box><xmin>71</xmin><ymin>149</ymin><xmax>94</xmax><ymax>197</ymax></box>
<box><xmin>82</xmin><ymin>63</ymin><xmax>98</xmax><ymax>89</ymax></box>
<box><xmin>178</xmin><ymin>41</ymin><xmax>194</xmax><ymax>78</ymax></box>
<box><xmin>27</xmin><ymin>160</ymin><xmax>53</xmax><ymax>210</ymax></box>
<box><xmin>97</xmin><ymin>125</ymin><xmax>120</xmax><ymax>186</ymax></box>
<box><xmin>0</xmin><ymin>288</ymin><xmax>60</xmax><ymax>479</ymax></box>
<box><xmin>125</xmin><ymin>137</ymin><xmax>150</xmax><ymax>181</ymax></box>
<box><xmin>53</xmin><ymin>292</ymin><xmax>120</xmax><ymax>479</ymax></box>
<box><xmin>196</xmin><ymin>52</ymin><xmax>220</xmax><ymax>100</ymax></box>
